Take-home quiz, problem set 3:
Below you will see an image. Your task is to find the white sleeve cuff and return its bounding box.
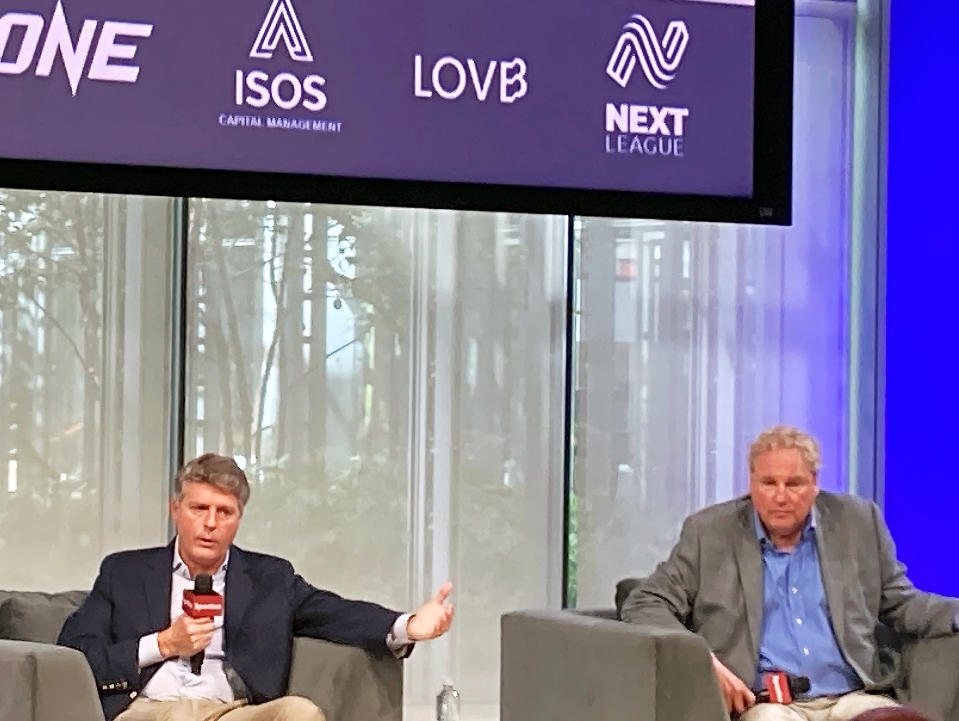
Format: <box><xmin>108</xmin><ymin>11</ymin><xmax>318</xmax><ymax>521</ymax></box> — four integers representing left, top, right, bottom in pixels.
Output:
<box><xmin>138</xmin><ymin>633</ymin><xmax>165</xmax><ymax>669</ymax></box>
<box><xmin>386</xmin><ymin>613</ymin><xmax>413</xmax><ymax>656</ymax></box>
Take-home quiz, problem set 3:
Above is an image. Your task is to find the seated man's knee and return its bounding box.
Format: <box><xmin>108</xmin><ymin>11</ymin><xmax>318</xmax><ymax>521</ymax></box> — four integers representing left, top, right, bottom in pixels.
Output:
<box><xmin>273</xmin><ymin>696</ymin><xmax>325</xmax><ymax>721</ymax></box>
<box><xmin>740</xmin><ymin>704</ymin><xmax>803</xmax><ymax>721</ymax></box>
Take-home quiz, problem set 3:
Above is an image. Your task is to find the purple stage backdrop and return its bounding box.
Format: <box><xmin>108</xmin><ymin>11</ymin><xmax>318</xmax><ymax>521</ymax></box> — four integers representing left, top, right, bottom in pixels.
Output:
<box><xmin>0</xmin><ymin>0</ymin><xmax>754</xmax><ymax>197</ymax></box>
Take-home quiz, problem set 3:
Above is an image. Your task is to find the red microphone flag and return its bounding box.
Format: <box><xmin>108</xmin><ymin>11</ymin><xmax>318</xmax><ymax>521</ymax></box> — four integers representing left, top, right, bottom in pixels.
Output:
<box><xmin>182</xmin><ymin>590</ymin><xmax>223</xmax><ymax>619</ymax></box>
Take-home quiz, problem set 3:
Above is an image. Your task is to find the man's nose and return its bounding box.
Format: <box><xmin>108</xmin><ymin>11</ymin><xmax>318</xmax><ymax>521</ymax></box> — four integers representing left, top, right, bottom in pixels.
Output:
<box><xmin>773</xmin><ymin>484</ymin><xmax>788</xmax><ymax>502</ymax></box>
<box><xmin>203</xmin><ymin>509</ymin><xmax>217</xmax><ymax>528</ymax></box>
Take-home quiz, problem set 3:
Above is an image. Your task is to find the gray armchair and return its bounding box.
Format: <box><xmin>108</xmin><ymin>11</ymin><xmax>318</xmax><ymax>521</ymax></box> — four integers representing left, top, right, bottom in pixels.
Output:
<box><xmin>0</xmin><ymin>590</ymin><xmax>403</xmax><ymax>721</ymax></box>
<box><xmin>501</xmin><ymin>608</ymin><xmax>728</xmax><ymax>721</ymax></box>
<box><xmin>501</xmin><ymin>584</ymin><xmax>959</xmax><ymax>721</ymax></box>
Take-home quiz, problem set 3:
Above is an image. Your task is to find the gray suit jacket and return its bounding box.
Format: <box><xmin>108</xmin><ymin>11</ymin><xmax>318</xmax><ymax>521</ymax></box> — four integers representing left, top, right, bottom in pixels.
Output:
<box><xmin>621</xmin><ymin>492</ymin><xmax>959</xmax><ymax>689</ymax></box>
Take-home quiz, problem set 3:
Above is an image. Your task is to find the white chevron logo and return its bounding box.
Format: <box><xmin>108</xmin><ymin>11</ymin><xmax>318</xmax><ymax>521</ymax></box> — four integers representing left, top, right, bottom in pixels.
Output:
<box><xmin>250</xmin><ymin>0</ymin><xmax>314</xmax><ymax>62</ymax></box>
<box><xmin>606</xmin><ymin>14</ymin><xmax>689</xmax><ymax>90</ymax></box>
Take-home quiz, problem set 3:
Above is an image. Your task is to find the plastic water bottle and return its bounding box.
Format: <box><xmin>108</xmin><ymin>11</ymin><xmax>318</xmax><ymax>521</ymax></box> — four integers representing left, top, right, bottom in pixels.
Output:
<box><xmin>436</xmin><ymin>679</ymin><xmax>460</xmax><ymax>721</ymax></box>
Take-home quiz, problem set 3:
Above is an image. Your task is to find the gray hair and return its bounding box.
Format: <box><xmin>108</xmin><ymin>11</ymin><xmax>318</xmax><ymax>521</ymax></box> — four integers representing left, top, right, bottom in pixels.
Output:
<box><xmin>174</xmin><ymin>453</ymin><xmax>250</xmax><ymax>510</ymax></box>
<box><xmin>748</xmin><ymin>425</ymin><xmax>822</xmax><ymax>476</ymax></box>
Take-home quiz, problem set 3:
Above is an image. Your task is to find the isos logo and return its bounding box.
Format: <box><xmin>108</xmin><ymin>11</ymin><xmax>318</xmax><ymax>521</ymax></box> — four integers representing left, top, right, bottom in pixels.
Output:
<box><xmin>234</xmin><ymin>0</ymin><xmax>326</xmax><ymax>113</ymax></box>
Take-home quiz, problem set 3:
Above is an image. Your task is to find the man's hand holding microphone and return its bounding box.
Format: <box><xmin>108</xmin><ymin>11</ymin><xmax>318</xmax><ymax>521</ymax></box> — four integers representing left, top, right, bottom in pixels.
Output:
<box><xmin>157</xmin><ymin>573</ymin><xmax>223</xmax><ymax>674</ymax></box>
<box><xmin>711</xmin><ymin>653</ymin><xmax>811</xmax><ymax>715</ymax></box>
<box><xmin>711</xmin><ymin>654</ymin><xmax>756</xmax><ymax>714</ymax></box>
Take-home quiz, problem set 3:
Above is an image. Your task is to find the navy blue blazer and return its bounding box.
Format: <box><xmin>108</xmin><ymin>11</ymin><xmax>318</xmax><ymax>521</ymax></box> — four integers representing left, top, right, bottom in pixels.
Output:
<box><xmin>58</xmin><ymin>542</ymin><xmax>401</xmax><ymax>721</ymax></box>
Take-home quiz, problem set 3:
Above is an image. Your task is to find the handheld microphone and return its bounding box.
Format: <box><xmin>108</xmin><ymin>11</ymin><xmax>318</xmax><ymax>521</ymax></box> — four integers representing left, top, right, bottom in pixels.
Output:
<box><xmin>181</xmin><ymin>573</ymin><xmax>223</xmax><ymax>675</ymax></box>
<box><xmin>755</xmin><ymin>672</ymin><xmax>810</xmax><ymax>704</ymax></box>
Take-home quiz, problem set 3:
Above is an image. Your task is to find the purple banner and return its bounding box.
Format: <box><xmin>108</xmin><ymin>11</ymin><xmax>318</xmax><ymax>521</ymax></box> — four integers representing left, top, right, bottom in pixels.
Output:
<box><xmin>0</xmin><ymin>0</ymin><xmax>754</xmax><ymax>197</ymax></box>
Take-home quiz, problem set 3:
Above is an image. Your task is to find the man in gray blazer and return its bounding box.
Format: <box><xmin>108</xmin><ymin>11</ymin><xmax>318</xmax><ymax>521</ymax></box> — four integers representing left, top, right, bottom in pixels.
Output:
<box><xmin>622</xmin><ymin>425</ymin><xmax>959</xmax><ymax>721</ymax></box>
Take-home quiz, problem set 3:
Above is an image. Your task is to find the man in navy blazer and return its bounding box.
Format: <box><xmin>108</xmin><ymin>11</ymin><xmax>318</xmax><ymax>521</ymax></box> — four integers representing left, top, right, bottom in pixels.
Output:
<box><xmin>58</xmin><ymin>453</ymin><xmax>454</xmax><ymax>721</ymax></box>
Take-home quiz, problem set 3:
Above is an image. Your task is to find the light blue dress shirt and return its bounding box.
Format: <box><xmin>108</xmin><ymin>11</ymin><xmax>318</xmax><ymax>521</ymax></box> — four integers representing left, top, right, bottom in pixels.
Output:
<box><xmin>753</xmin><ymin>510</ymin><xmax>862</xmax><ymax>698</ymax></box>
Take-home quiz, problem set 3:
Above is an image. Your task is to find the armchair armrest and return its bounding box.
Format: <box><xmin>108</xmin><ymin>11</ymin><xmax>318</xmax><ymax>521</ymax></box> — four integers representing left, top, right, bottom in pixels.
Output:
<box><xmin>0</xmin><ymin>640</ymin><xmax>104</xmax><ymax>721</ymax></box>
<box><xmin>901</xmin><ymin>634</ymin><xmax>959</xmax><ymax>721</ymax></box>
<box><xmin>501</xmin><ymin>609</ymin><xmax>727</xmax><ymax>721</ymax></box>
<box><xmin>286</xmin><ymin>637</ymin><xmax>403</xmax><ymax>721</ymax></box>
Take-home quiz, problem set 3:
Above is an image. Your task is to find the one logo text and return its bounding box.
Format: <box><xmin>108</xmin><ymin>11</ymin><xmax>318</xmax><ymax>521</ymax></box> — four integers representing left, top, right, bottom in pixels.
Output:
<box><xmin>0</xmin><ymin>0</ymin><xmax>152</xmax><ymax>96</ymax></box>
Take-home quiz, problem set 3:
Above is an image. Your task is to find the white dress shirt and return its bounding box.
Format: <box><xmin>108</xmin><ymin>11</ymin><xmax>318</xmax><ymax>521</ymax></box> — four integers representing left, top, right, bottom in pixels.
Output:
<box><xmin>137</xmin><ymin>539</ymin><xmax>411</xmax><ymax>701</ymax></box>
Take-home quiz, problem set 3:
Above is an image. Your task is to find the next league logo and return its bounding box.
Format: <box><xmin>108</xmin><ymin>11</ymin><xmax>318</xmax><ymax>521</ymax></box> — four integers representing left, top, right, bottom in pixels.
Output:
<box><xmin>603</xmin><ymin>11</ymin><xmax>691</xmax><ymax>159</ymax></box>
<box><xmin>606</xmin><ymin>14</ymin><xmax>689</xmax><ymax>90</ymax></box>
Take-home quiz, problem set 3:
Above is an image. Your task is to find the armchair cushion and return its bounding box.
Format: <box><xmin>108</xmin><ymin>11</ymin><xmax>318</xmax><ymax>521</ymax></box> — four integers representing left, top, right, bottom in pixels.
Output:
<box><xmin>901</xmin><ymin>634</ymin><xmax>959</xmax><ymax>721</ymax></box>
<box><xmin>287</xmin><ymin>637</ymin><xmax>403</xmax><ymax>721</ymax></box>
<box><xmin>501</xmin><ymin>609</ymin><xmax>728</xmax><ymax>721</ymax></box>
<box><xmin>615</xmin><ymin>577</ymin><xmax>643</xmax><ymax>619</ymax></box>
<box><xmin>0</xmin><ymin>591</ymin><xmax>88</xmax><ymax>644</ymax></box>
<box><xmin>0</xmin><ymin>640</ymin><xmax>105</xmax><ymax>721</ymax></box>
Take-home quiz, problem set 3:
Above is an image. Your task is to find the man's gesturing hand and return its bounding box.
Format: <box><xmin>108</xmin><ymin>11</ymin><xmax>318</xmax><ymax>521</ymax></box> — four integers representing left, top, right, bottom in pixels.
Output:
<box><xmin>406</xmin><ymin>581</ymin><xmax>455</xmax><ymax>641</ymax></box>
<box><xmin>157</xmin><ymin>614</ymin><xmax>215</xmax><ymax>659</ymax></box>
<box><xmin>711</xmin><ymin>654</ymin><xmax>756</xmax><ymax>714</ymax></box>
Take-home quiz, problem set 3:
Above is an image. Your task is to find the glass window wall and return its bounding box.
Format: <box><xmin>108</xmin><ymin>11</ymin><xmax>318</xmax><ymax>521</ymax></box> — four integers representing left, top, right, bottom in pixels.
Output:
<box><xmin>183</xmin><ymin>202</ymin><xmax>567</xmax><ymax>719</ymax></box>
<box><xmin>0</xmin><ymin>191</ymin><xmax>177</xmax><ymax>590</ymax></box>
